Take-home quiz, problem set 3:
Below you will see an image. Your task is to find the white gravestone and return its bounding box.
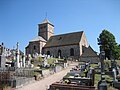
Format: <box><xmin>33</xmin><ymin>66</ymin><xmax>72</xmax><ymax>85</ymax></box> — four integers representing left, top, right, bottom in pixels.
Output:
<box><xmin>16</xmin><ymin>42</ymin><xmax>20</xmax><ymax>68</ymax></box>
<box><xmin>0</xmin><ymin>43</ymin><xmax>6</xmax><ymax>68</ymax></box>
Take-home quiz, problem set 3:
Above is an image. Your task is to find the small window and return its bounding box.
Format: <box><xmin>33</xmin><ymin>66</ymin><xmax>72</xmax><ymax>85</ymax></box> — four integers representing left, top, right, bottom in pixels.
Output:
<box><xmin>40</xmin><ymin>27</ymin><xmax>43</xmax><ymax>29</ymax></box>
<box><xmin>44</xmin><ymin>26</ymin><xmax>46</xmax><ymax>28</ymax></box>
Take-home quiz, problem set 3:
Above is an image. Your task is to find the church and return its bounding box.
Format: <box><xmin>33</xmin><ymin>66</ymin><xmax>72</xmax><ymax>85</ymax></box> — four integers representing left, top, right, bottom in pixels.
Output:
<box><xmin>26</xmin><ymin>19</ymin><xmax>99</xmax><ymax>62</ymax></box>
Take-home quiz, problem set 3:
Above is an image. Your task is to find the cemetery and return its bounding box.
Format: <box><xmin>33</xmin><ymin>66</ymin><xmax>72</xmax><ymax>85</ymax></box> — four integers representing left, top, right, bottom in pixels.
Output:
<box><xmin>0</xmin><ymin>30</ymin><xmax>120</xmax><ymax>90</ymax></box>
<box><xmin>0</xmin><ymin>42</ymin><xmax>69</xmax><ymax>90</ymax></box>
<box><xmin>48</xmin><ymin>51</ymin><xmax>120</xmax><ymax>90</ymax></box>
<box><xmin>48</xmin><ymin>61</ymin><xmax>96</xmax><ymax>90</ymax></box>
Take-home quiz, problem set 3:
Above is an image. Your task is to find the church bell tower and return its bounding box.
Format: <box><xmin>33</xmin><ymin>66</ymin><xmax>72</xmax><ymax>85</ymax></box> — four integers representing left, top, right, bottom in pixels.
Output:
<box><xmin>38</xmin><ymin>19</ymin><xmax>54</xmax><ymax>41</ymax></box>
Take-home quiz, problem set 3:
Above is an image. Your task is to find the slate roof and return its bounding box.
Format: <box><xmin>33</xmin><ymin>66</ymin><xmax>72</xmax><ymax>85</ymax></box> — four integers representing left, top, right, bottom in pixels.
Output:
<box><xmin>44</xmin><ymin>31</ymin><xmax>84</xmax><ymax>48</ymax></box>
<box><xmin>81</xmin><ymin>46</ymin><xmax>98</xmax><ymax>57</ymax></box>
<box><xmin>30</xmin><ymin>36</ymin><xmax>47</xmax><ymax>42</ymax></box>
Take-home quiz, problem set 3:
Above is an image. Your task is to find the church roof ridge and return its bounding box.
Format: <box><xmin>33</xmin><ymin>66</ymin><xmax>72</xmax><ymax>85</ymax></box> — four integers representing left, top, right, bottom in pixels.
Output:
<box><xmin>39</xmin><ymin>18</ymin><xmax>54</xmax><ymax>26</ymax></box>
<box><xmin>54</xmin><ymin>31</ymin><xmax>84</xmax><ymax>37</ymax></box>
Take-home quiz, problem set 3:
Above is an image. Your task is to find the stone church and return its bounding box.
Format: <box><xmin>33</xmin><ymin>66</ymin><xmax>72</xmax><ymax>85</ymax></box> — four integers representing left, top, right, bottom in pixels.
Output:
<box><xmin>26</xmin><ymin>19</ymin><xmax>99</xmax><ymax>62</ymax></box>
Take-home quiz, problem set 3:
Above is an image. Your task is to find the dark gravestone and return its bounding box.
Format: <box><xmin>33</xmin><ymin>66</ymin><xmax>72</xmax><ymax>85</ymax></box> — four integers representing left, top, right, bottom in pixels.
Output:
<box><xmin>11</xmin><ymin>62</ymin><xmax>15</xmax><ymax>67</ymax></box>
<box><xmin>98</xmin><ymin>76</ymin><xmax>107</xmax><ymax>90</ymax></box>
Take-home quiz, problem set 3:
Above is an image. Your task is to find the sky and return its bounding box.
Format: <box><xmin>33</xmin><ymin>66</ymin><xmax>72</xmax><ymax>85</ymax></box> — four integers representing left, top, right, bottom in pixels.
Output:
<box><xmin>0</xmin><ymin>0</ymin><xmax>120</xmax><ymax>52</ymax></box>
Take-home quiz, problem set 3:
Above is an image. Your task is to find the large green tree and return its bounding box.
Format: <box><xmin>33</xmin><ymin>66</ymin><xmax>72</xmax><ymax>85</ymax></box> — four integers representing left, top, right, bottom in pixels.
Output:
<box><xmin>98</xmin><ymin>30</ymin><xmax>120</xmax><ymax>59</ymax></box>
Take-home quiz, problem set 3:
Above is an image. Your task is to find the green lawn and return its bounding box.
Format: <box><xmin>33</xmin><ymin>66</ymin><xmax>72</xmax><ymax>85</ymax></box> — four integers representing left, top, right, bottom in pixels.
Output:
<box><xmin>47</xmin><ymin>58</ymin><xmax>64</xmax><ymax>64</ymax></box>
<box><xmin>116</xmin><ymin>60</ymin><xmax>120</xmax><ymax>66</ymax></box>
<box><xmin>32</xmin><ymin>57</ymin><xmax>64</xmax><ymax>66</ymax></box>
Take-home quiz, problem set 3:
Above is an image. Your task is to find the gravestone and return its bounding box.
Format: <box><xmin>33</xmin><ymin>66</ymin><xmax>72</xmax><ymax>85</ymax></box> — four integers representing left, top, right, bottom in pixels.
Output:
<box><xmin>22</xmin><ymin>53</ymin><xmax>26</xmax><ymax>67</ymax></box>
<box><xmin>43</xmin><ymin>57</ymin><xmax>48</xmax><ymax>67</ymax></box>
<box><xmin>0</xmin><ymin>55</ymin><xmax>6</xmax><ymax>68</ymax></box>
<box><xmin>26</xmin><ymin>54</ymin><xmax>31</xmax><ymax>68</ymax></box>
<box><xmin>58</xmin><ymin>53</ymin><xmax>61</xmax><ymax>59</ymax></box>
<box><xmin>113</xmin><ymin>68</ymin><xmax>117</xmax><ymax>81</ymax></box>
<box><xmin>20</xmin><ymin>58</ymin><xmax>22</xmax><ymax>68</ymax></box>
<box><xmin>0</xmin><ymin>43</ymin><xmax>6</xmax><ymax>68</ymax></box>
<box><xmin>47</xmin><ymin>55</ymin><xmax>50</xmax><ymax>58</ymax></box>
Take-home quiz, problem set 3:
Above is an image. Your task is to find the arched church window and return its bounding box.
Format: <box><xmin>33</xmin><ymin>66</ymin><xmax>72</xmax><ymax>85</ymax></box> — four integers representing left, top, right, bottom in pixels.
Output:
<box><xmin>33</xmin><ymin>45</ymin><xmax>36</xmax><ymax>50</ymax></box>
<box><xmin>58</xmin><ymin>50</ymin><xmax>61</xmax><ymax>57</ymax></box>
<box><xmin>82</xmin><ymin>49</ymin><xmax>84</xmax><ymax>53</ymax></box>
<box><xmin>47</xmin><ymin>51</ymin><xmax>50</xmax><ymax>55</ymax></box>
<box><xmin>70</xmin><ymin>48</ymin><xmax>74</xmax><ymax>56</ymax></box>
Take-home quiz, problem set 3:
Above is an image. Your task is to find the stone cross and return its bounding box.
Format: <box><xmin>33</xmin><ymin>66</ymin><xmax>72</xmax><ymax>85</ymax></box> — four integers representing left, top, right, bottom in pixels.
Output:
<box><xmin>16</xmin><ymin>42</ymin><xmax>20</xmax><ymax>68</ymax></box>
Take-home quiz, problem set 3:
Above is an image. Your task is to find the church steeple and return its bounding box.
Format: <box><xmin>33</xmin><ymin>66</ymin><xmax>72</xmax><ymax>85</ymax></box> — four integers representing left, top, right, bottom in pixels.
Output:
<box><xmin>38</xmin><ymin>19</ymin><xmax>54</xmax><ymax>41</ymax></box>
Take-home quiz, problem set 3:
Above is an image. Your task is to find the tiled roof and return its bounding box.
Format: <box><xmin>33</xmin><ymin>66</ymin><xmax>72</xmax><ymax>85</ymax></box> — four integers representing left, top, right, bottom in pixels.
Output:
<box><xmin>30</xmin><ymin>36</ymin><xmax>46</xmax><ymax>42</ymax></box>
<box><xmin>44</xmin><ymin>31</ymin><xmax>84</xmax><ymax>48</ymax></box>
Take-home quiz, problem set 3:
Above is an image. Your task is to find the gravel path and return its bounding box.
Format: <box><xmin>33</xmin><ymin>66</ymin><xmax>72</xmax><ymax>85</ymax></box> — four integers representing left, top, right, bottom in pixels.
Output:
<box><xmin>16</xmin><ymin>62</ymin><xmax>78</xmax><ymax>90</ymax></box>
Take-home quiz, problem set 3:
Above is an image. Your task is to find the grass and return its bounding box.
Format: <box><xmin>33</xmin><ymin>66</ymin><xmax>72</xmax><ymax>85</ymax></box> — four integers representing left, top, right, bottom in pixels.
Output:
<box><xmin>94</xmin><ymin>74</ymin><xmax>101</xmax><ymax>86</ymax></box>
<box><xmin>104</xmin><ymin>59</ymin><xmax>120</xmax><ymax>66</ymax></box>
<box><xmin>91</xmin><ymin>64</ymin><xmax>99</xmax><ymax>68</ymax></box>
<box><xmin>63</xmin><ymin>73</ymin><xmax>71</xmax><ymax>78</ymax></box>
<box><xmin>47</xmin><ymin>58</ymin><xmax>64</xmax><ymax>65</ymax></box>
<box><xmin>116</xmin><ymin>60</ymin><xmax>120</xmax><ymax>66</ymax></box>
<box><xmin>32</xmin><ymin>57</ymin><xmax>64</xmax><ymax>67</ymax></box>
<box><xmin>91</xmin><ymin>62</ymin><xmax>116</xmax><ymax>89</ymax></box>
<box><xmin>94</xmin><ymin>74</ymin><xmax>118</xmax><ymax>90</ymax></box>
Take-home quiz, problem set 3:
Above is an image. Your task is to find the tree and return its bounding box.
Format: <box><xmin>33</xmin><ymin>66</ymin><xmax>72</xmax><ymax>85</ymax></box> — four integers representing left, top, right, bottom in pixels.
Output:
<box><xmin>113</xmin><ymin>45</ymin><xmax>120</xmax><ymax>59</ymax></box>
<box><xmin>98</xmin><ymin>30</ymin><xmax>120</xmax><ymax>59</ymax></box>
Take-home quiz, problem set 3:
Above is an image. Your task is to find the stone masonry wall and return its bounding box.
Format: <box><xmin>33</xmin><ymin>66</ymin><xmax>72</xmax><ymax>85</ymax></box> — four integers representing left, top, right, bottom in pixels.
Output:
<box><xmin>43</xmin><ymin>44</ymin><xmax>80</xmax><ymax>59</ymax></box>
<box><xmin>79</xmin><ymin>32</ymin><xmax>89</xmax><ymax>56</ymax></box>
<box><xmin>26</xmin><ymin>41</ymin><xmax>46</xmax><ymax>55</ymax></box>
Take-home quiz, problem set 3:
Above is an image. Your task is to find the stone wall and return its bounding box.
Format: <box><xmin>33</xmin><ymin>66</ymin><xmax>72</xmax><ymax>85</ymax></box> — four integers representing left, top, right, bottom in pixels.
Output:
<box><xmin>47</xmin><ymin>24</ymin><xmax>54</xmax><ymax>40</ymax></box>
<box><xmin>80</xmin><ymin>56</ymin><xmax>99</xmax><ymax>63</ymax></box>
<box><xmin>38</xmin><ymin>23</ymin><xmax>48</xmax><ymax>40</ymax></box>
<box><xmin>26</xmin><ymin>41</ymin><xmax>46</xmax><ymax>55</ymax></box>
<box><xmin>43</xmin><ymin>44</ymin><xmax>80</xmax><ymax>59</ymax></box>
<box><xmin>79</xmin><ymin>32</ymin><xmax>89</xmax><ymax>56</ymax></box>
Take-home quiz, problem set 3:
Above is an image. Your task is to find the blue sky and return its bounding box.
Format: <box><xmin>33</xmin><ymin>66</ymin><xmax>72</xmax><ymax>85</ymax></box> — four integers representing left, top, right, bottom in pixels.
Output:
<box><xmin>0</xmin><ymin>0</ymin><xmax>120</xmax><ymax>52</ymax></box>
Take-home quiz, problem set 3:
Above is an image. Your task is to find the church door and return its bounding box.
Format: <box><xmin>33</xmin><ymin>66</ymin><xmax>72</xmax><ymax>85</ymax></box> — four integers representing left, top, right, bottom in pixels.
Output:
<box><xmin>70</xmin><ymin>48</ymin><xmax>74</xmax><ymax>56</ymax></box>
